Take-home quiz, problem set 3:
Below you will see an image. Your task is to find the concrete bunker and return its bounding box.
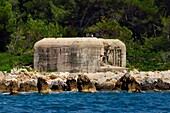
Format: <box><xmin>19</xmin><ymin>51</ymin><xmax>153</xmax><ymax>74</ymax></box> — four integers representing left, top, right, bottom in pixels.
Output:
<box><xmin>34</xmin><ymin>37</ymin><xmax>126</xmax><ymax>72</ymax></box>
<box><xmin>100</xmin><ymin>39</ymin><xmax>126</xmax><ymax>67</ymax></box>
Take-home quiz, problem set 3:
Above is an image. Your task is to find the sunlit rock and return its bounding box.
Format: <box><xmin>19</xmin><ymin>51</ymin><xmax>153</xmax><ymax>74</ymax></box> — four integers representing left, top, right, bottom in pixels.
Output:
<box><xmin>77</xmin><ymin>74</ymin><xmax>96</xmax><ymax>92</ymax></box>
<box><xmin>19</xmin><ymin>80</ymin><xmax>37</xmax><ymax>92</ymax></box>
<box><xmin>37</xmin><ymin>77</ymin><xmax>52</xmax><ymax>94</ymax></box>
<box><xmin>115</xmin><ymin>73</ymin><xmax>141</xmax><ymax>93</ymax></box>
<box><xmin>66</xmin><ymin>77</ymin><xmax>78</xmax><ymax>91</ymax></box>
<box><xmin>95</xmin><ymin>81</ymin><xmax>115</xmax><ymax>91</ymax></box>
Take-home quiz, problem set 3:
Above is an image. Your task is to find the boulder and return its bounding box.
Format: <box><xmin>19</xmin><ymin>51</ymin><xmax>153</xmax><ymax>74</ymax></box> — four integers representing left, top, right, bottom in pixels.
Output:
<box><xmin>161</xmin><ymin>71</ymin><xmax>170</xmax><ymax>83</ymax></box>
<box><xmin>0</xmin><ymin>81</ymin><xmax>10</xmax><ymax>93</ymax></box>
<box><xmin>51</xmin><ymin>84</ymin><xmax>66</xmax><ymax>92</ymax></box>
<box><xmin>77</xmin><ymin>74</ymin><xmax>96</xmax><ymax>92</ymax></box>
<box><xmin>50</xmin><ymin>78</ymin><xmax>66</xmax><ymax>92</ymax></box>
<box><xmin>19</xmin><ymin>80</ymin><xmax>37</xmax><ymax>92</ymax></box>
<box><xmin>141</xmin><ymin>77</ymin><xmax>158</xmax><ymax>90</ymax></box>
<box><xmin>141</xmin><ymin>77</ymin><xmax>170</xmax><ymax>91</ymax></box>
<box><xmin>115</xmin><ymin>73</ymin><xmax>141</xmax><ymax>92</ymax></box>
<box><xmin>66</xmin><ymin>77</ymin><xmax>78</xmax><ymax>91</ymax></box>
<box><xmin>48</xmin><ymin>73</ymin><xmax>59</xmax><ymax>79</ymax></box>
<box><xmin>115</xmin><ymin>81</ymin><xmax>122</xmax><ymax>91</ymax></box>
<box><xmin>0</xmin><ymin>79</ymin><xmax>18</xmax><ymax>94</ymax></box>
<box><xmin>37</xmin><ymin>77</ymin><xmax>51</xmax><ymax>94</ymax></box>
<box><xmin>156</xmin><ymin>79</ymin><xmax>170</xmax><ymax>90</ymax></box>
<box><xmin>9</xmin><ymin>80</ymin><xmax>19</xmax><ymax>95</ymax></box>
<box><xmin>95</xmin><ymin>81</ymin><xmax>115</xmax><ymax>91</ymax></box>
<box><xmin>147</xmin><ymin>71</ymin><xmax>155</xmax><ymax>77</ymax></box>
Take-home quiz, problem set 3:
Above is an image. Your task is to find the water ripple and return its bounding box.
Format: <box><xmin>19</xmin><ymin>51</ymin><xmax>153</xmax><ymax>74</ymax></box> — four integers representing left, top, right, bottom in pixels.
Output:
<box><xmin>0</xmin><ymin>91</ymin><xmax>170</xmax><ymax>113</ymax></box>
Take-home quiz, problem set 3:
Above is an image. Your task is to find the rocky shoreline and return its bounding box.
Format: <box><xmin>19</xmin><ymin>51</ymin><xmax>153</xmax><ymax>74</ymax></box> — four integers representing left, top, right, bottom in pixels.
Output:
<box><xmin>0</xmin><ymin>67</ymin><xmax>170</xmax><ymax>95</ymax></box>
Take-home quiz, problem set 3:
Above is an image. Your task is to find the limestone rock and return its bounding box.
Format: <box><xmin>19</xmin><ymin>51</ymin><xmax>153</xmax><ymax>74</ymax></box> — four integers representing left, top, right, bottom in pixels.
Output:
<box><xmin>141</xmin><ymin>77</ymin><xmax>170</xmax><ymax>91</ymax></box>
<box><xmin>37</xmin><ymin>77</ymin><xmax>51</xmax><ymax>94</ymax></box>
<box><xmin>147</xmin><ymin>71</ymin><xmax>155</xmax><ymax>78</ymax></box>
<box><xmin>161</xmin><ymin>71</ymin><xmax>170</xmax><ymax>83</ymax></box>
<box><xmin>115</xmin><ymin>73</ymin><xmax>141</xmax><ymax>92</ymax></box>
<box><xmin>0</xmin><ymin>79</ymin><xmax>18</xmax><ymax>93</ymax></box>
<box><xmin>50</xmin><ymin>78</ymin><xmax>66</xmax><ymax>92</ymax></box>
<box><xmin>114</xmin><ymin>81</ymin><xmax>122</xmax><ymax>91</ymax></box>
<box><xmin>19</xmin><ymin>80</ymin><xmax>37</xmax><ymax>92</ymax></box>
<box><xmin>51</xmin><ymin>84</ymin><xmax>66</xmax><ymax>92</ymax></box>
<box><xmin>66</xmin><ymin>77</ymin><xmax>78</xmax><ymax>91</ymax></box>
<box><xmin>9</xmin><ymin>80</ymin><xmax>19</xmax><ymax>95</ymax></box>
<box><xmin>133</xmin><ymin>69</ymin><xmax>140</xmax><ymax>74</ymax></box>
<box><xmin>140</xmin><ymin>77</ymin><xmax>158</xmax><ymax>90</ymax></box>
<box><xmin>0</xmin><ymin>81</ymin><xmax>10</xmax><ymax>93</ymax></box>
<box><xmin>77</xmin><ymin>74</ymin><xmax>96</xmax><ymax>92</ymax></box>
<box><xmin>156</xmin><ymin>79</ymin><xmax>170</xmax><ymax>90</ymax></box>
<box><xmin>48</xmin><ymin>73</ymin><xmax>59</xmax><ymax>79</ymax></box>
<box><xmin>96</xmin><ymin>81</ymin><xmax>115</xmax><ymax>91</ymax></box>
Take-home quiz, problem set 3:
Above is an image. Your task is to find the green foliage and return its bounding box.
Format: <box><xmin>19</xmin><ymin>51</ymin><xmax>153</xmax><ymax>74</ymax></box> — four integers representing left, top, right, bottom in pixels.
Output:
<box><xmin>127</xmin><ymin>36</ymin><xmax>170</xmax><ymax>71</ymax></box>
<box><xmin>86</xmin><ymin>18</ymin><xmax>170</xmax><ymax>71</ymax></box>
<box><xmin>0</xmin><ymin>53</ymin><xmax>14</xmax><ymax>72</ymax></box>
<box><xmin>0</xmin><ymin>0</ymin><xmax>12</xmax><ymax>51</ymax></box>
<box><xmin>0</xmin><ymin>0</ymin><xmax>170</xmax><ymax>71</ymax></box>
<box><xmin>7</xmin><ymin>15</ymin><xmax>64</xmax><ymax>56</ymax></box>
<box><xmin>50</xmin><ymin>1</ymin><xmax>70</xmax><ymax>22</ymax></box>
<box><xmin>0</xmin><ymin>0</ymin><xmax>12</xmax><ymax>29</ymax></box>
<box><xmin>86</xmin><ymin>18</ymin><xmax>132</xmax><ymax>41</ymax></box>
<box><xmin>162</xmin><ymin>17</ymin><xmax>170</xmax><ymax>35</ymax></box>
<box><xmin>0</xmin><ymin>52</ymin><xmax>33</xmax><ymax>72</ymax></box>
<box><xmin>125</xmin><ymin>0</ymin><xmax>158</xmax><ymax>14</ymax></box>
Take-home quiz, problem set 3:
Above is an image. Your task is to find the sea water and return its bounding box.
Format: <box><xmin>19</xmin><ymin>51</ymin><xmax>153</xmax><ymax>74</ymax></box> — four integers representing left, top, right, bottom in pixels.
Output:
<box><xmin>0</xmin><ymin>91</ymin><xmax>170</xmax><ymax>113</ymax></box>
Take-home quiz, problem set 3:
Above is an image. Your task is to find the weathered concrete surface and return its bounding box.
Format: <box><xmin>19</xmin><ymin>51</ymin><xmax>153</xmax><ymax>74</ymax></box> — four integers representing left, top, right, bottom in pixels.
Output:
<box><xmin>34</xmin><ymin>38</ymin><xmax>103</xmax><ymax>73</ymax></box>
<box><xmin>34</xmin><ymin>37</ymin><xmax>126</xmax><ymax>73</ymax></box>
<box><xmin>100</xmin><ymin>39</ymin><xmax>126</xmax><ymax>67</ymax></box>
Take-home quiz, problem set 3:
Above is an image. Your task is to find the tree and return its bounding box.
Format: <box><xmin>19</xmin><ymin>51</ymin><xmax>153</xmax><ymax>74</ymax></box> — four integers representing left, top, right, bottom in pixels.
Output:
<box><xmin>7</xmin><ymin>15</ymin><xmax>64</xmax><ymax>56</ymax></box>
<box><xmin>119</xmin><ymin>0</ymin><xmax>159</xmax><ymax>42</ymax></box>
<box><xmin>86</xmin><ymin>18</ymin><xmax>132</xmax><ymax>41</ymax></box>
<box><xmin>0</xmin><ymin>0</ymin><xmax>12</xmax><ymax>51</ymax></box>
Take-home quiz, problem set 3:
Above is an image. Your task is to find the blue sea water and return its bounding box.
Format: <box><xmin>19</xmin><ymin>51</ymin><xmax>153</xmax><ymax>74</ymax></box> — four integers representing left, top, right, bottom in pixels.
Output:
<box><xmin>0</xmin><ymin>91</ymin><xmax>170</xmax><ymax>113</ymax></box>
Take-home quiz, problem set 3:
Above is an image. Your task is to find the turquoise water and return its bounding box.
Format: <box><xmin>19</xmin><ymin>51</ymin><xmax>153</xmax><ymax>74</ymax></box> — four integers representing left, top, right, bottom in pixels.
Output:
<box><xmin>0</xmin><ymin>91</ymin><xmax>170</xmax><ymax>113</ymax></box>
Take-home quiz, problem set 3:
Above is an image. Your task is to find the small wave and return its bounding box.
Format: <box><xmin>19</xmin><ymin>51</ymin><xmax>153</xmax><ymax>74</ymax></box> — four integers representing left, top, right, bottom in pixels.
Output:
<box><xmin>19</xmin><ymin>92</ymin><xmax>38</xmax><ymax>95</ymax></box>
<box><xmin>0</xmin><ymin>102</ymin><xmax>7</xmax><ymax>105</ymax></box>
<box><xmin>0</xmin><ymin>92</ymin><xmax>10</xmax><ymax>95</ymax></box>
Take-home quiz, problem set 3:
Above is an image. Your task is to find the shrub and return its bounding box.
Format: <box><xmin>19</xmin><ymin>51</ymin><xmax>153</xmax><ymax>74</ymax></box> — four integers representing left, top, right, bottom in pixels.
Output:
<box><xmin>0</xmin><ymin>52</ymin><xmax>33</xmax><ymax>72</ymax></box>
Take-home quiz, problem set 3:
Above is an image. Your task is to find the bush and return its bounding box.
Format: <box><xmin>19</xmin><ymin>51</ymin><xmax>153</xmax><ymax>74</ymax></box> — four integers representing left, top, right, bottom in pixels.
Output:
<box><xmin>0</xmin><ymin>52</ymin><xmax>33</xmax><ymax>72</ymax></box>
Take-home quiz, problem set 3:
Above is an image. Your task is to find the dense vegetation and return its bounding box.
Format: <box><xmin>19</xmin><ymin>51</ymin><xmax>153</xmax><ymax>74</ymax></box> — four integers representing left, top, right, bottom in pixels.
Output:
<box><xmin>0</xmin><ymin>0</ymin><xmax>170</xmax><ymax>71</ymax></box>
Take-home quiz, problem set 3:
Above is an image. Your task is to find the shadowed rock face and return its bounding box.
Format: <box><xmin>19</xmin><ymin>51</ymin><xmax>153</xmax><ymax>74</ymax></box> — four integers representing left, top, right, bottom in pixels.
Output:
<box><xmin>9</xmin><ymin>80</ymin><xmax>19</xmax><ymax>95</ymax></box>
<box><xmin>0</xmin><ymin>82</ymin><xmax>10</xmax><ymax>93</ymax></box>
<box><xmin>156</xmin><ymin>79</ymin><xmax>170</xmax><ymax>90</ymax></box>
<box><xmin>77</xmin><ymin>75</ymin><xmax>96</xmax><ymax>92</ymax></box>
<box><xmin>95</xmin><ymin>82</ymin><xmax>115</xmax><ymax>91</ymax></box>
<box><xmin>115</xmin><ymin>73</ymin><xmax>141</xmax><ymax>92</ymax></box>
<box><xmin>19</xmin><ymin>81</ymin><xmax>37</xmax><ymax>92</ymax></box>
<box><xmin>66</xmin><ymin>77</ymin><xmax>78</xmax><ymax>91</ymax></box>
<box><xmin>37</xmin><ymin>77</ymin><xmax>51</xmax><ymax>94</ymax></box>
<box><xmin>51</xmin><ymin>84</ymin><xmax>66</xmax><ymax>92</ymax></box>
<box><xmin>141</xmin><ymin>78</ymin><xmax>170</xmax><ymax>91</ymax></box>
